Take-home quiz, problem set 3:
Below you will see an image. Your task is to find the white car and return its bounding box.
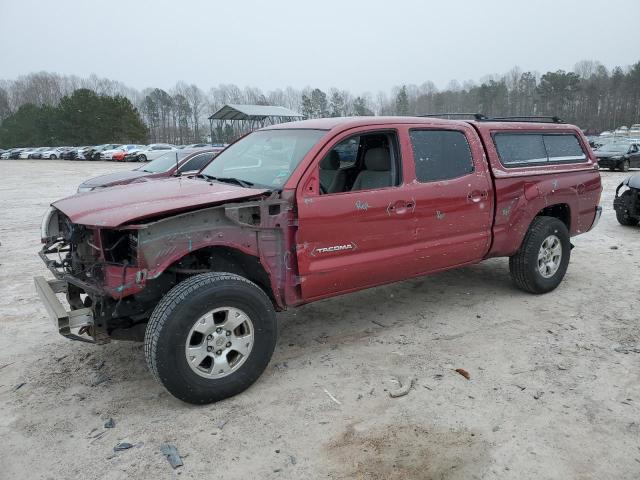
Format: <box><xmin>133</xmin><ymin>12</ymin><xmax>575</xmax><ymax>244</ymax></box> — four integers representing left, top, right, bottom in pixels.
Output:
<box><xmin>19</xmin><ymin>147</ymin><xmax>39</xmax><ymax>159</ymax></box>
<box><xmin>135</xmin><ymin>143</ymin><xmax>177</xmax><ymax>162</ymax></box>
<box><xmin>40</xmin><ymin>147</ymin><xmax>67</xmax><ymax>159</ymax></box>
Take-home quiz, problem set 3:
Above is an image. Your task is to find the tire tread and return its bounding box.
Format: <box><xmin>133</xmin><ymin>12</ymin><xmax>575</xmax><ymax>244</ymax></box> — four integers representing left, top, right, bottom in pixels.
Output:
<box><xmin>509</xmin><ymin>216</ymin><xmax>569</xmax><ymax>294</ymax></box>
<box><xmin>144</xmin><ymin>272</ymin><xmax>271</xmax><ymax>386</ymax></box>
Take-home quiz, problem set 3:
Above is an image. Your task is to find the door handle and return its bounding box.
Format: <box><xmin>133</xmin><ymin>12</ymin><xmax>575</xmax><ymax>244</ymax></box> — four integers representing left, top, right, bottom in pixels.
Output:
<box><xmin>387</xmin><ymin>200</ymin><xmax>415</xmax><ymax>215</ymax></box>
<box><xmin>467</xmin><ymin>190</ymin><xmax>487</xmax><ymax>203</ymax></box>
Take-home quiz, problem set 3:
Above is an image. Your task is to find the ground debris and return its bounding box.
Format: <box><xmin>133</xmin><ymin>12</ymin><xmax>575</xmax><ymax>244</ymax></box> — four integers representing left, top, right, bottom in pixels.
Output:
<box><xmin>455</xmin><ymin>368</ymin><xmax>471</xmax><ymax>380</ymax></box>
<box><xmin>160</xmin><ymin>443</ymin><xmax>184</xmax><ymax>469</ymax></box>
<box><xmin>371</xmin><ymin>319</ymin><xmax>391</xmax><ymax>328</ymax></box>
<box><xmin>90</xmin><ymin>431</ymin><xmax>108</xmax><ymax>443</ymax></box>
<box><xmin>114</xmin><ymin>442</ymin><xmax>133</xmax><ymax>451</ymax></box>
<box><xmin>533</xmin><ymin>391</ymin><xmax>544</xmax><ymax>400</ymax></box>
<box><xmin>104</xmin><ymin>418</ymin><xmax>115</xmax><ymax>429</ymax></box>
<box><xmin>614</xmin><ymin>347</ymin><xmax>640</xmax><ymax>354</ymax></box>
<box><xmin>389</xmin><ymin>377</ymin><xmax>414</xmax><ymax>398</ymax></box>
<box><xmin>323</xmin><ymin>388</ymin><xmax>342</xmax><ymax>405</ymax></box>
<box><xmin>90</xmin><ymin>372</ymin><xmax>109</xmax><ymax>386</ymax></box>
<box><xmin>214</xmin><ymin>419</ymin><xmax>227</xmax><ymax>430</ymax></box>
<box><xmin>12</xmin><ymin>382</ymin><xmax>26</xmax><ymax>391</ymax></box>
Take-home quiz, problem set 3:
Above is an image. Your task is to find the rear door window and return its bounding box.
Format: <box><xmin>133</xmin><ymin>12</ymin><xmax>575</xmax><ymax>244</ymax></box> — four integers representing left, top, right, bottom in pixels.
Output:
<box><xmin>409</xmin><ymin>130</ymin><xmax>474</xmax><ymax>182</ymax></box>
<box><xmin>494</xmin><ymin>133</ymin><xmax>587</xmax><ymax>166</ymax></box>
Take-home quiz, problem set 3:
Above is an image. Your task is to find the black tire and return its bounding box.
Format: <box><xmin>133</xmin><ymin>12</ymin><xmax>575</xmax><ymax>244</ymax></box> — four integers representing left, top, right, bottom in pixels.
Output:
<box><xmin>138</xmin><ymin>154</ymin><xmax>147</xmax><ymax>162</ymax></box>
<box><xmin>144</xmin><ymin>272</ymin><xmax>277</xmax><ymax>404</ymax></box>
<box><xmin>615</xmin><ymin>191</ymin><xmax>639</xmax><ymax>226</ymax></box>
<box><xmin>620</xmin><ymin>160</ymin><xmax>630</xmax><ymax>172</ymax></box>
<box><xmin>50</xmin><ymin>154</ymin><xmax>56</xmax><ymax>159</ymax></box>
<box><xmin>609</xmin><ymin>167</ymin><xmax>616</xmax><ymax>171</ymax></box>
<box><xmin>509</xmin><ymin>216</ymin><xmax>571</xmax><ymax>294</ymax></box>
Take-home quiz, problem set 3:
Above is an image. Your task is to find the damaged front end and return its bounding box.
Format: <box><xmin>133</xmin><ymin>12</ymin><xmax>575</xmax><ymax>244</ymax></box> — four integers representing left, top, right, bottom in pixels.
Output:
<box><xmin>35</xmin><ymin>192</ymin><xmax>297</xmax><ymax>344</ymax></box>
<box><xmin>36</xmin><ymin>207</ymin><xmax>150</xmax><ymax>343</ymax></box>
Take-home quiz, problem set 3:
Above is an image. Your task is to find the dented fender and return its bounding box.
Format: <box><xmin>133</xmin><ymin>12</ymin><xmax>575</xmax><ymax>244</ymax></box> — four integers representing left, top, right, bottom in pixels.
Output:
<box><xmin>133</xmin><ymin>197</ymin><xmax>293</xmax><ymax>309</ymax></box>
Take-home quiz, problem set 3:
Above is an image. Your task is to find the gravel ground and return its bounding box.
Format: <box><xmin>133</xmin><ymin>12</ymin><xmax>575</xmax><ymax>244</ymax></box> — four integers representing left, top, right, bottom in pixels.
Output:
<box><xmin>0</xmin><ymin>160</ymin><xmax>639</xmax><ymax>480</ymax></box>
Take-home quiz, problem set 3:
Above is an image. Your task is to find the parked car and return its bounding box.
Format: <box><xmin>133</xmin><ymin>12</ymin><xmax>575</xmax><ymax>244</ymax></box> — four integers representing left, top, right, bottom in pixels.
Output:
<box><xmin>1</xmin><ymin>148</ymin><xmax>19</xmax><ymax>159</ymax></box>
<box><xmin>133</xmin><ymin>143</ymin><xmax>177</xmax><ymax>162</ymax></box>
<box><xmin>614</xmin><ymin>173</ymin><xmax>640</xmax><ymax>226</ymax></box>
<box><xmin>595</xmin><ymin>142</ymin><xmax>640</xmax><ymax>171</ymax></box>
<box><xmin>61</xmin><ymin>146</ymin><xmax>89</xmax><ymax>160</ymax></box>
<box><xmin>39</xmin><ymin>147</ymin><xmax>68</xmax><ymax>159</ymax></box>
<box><xmin>29</xmin><ymin>147</ymin><xmax>55</xmax><ymax>159</ymax></box>
<box><xmin>101</xmin><ymin>144</ymin><xmax>145</xmax><ymax>161</ymax></box>
<box><xmin>9</xmin><ymin>148</ymin><xmax>24</xmax><ymax>159</ymax></box>
<box><xmin>82</xmin><ymin>144</ymin><xmax>117</xmax><ymax>161</ymax></box>
<box><xmin>59</xmin><ymin>147</ymin><xmax>76</xmax><ymax>160</ymax></box>
<box><xmin>77</xmin><ymin>149</ymin><xmax>222</xmax><ymax>192</ymax></box>
<box><xmin>19</xmin><ymin>147</ymin><xmax>38</xmax><ymax>159</ymax></box>
<box><xmin>35</xmin><ymin>116</ymin><xmax>602</xmax><ymax>404</ymax></box>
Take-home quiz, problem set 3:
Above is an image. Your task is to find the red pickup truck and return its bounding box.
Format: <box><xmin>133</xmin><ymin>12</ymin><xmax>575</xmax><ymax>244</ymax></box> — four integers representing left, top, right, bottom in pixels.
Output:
<box><xmin>35</xmin><ymin>116</ymin><xmax>602</xmax><ymax>404</ymax></box>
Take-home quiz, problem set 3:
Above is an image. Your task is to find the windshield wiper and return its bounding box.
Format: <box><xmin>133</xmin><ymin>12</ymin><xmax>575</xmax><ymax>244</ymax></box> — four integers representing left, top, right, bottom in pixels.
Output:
<box><xmin>198</xmin><ymin>174</ymin><xmax>254</xmax><ymax>188</ymax></box>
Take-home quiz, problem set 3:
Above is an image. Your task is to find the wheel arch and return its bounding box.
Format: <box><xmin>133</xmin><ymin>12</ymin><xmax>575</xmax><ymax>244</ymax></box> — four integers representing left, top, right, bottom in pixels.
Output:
<box><xmin>535</xmin><ymin>203</ymin><xmax>571</xmax><ymax>231</ymax></box>
<box><xmin>154</xmin><ymin>244</ymin><xmax>281</xmax><ymax>309</ymax></box>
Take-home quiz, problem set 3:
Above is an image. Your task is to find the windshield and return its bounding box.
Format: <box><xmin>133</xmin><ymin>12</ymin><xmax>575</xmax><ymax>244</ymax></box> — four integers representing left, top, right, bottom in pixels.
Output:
<box><xmin>200</xmin><ymin>129</ymin><xmax>325</xmax><ymax>189</ymax></box>
<box><xmin>600</xmin><ymin>143</ymin><xmax>630</xmax><ymax>153</ymax></box>
<box><xmin>138</xmin><ymin>150</ymin><xmax>194</xmax><ymax>173</ymax></box>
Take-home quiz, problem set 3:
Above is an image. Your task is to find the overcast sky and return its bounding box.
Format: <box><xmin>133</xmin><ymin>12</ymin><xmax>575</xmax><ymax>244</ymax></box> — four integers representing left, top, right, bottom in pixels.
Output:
<box><xmin>1</xmin><ymin>0</ymin><xmax>639</xmax><ymax>93</ymax></box>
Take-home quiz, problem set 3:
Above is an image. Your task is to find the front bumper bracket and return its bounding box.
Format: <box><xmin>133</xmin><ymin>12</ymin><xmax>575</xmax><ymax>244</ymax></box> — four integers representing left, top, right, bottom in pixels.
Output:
<box><xmin>34</xmin><ymin>276</ymin><xmax>95</xmax><ymax>343</ymax></box>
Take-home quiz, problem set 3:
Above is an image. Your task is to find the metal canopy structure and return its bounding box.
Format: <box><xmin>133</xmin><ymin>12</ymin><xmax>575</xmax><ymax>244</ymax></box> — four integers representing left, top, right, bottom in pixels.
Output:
<box><xmin>208</xmin><ymin>104</ymin><xmax>304</xmax><ymax>142</ymax></box>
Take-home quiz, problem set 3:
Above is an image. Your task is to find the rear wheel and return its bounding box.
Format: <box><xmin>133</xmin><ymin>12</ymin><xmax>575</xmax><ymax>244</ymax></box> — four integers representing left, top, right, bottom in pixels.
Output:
<box><xmin>509</xmin><ymin>216</ymin><xmax>571</xmax><ymax>294</ymax></box>
<box><xmin>615</xmin><ymin>191</ymin><xmax>639</xmax><ymax>226</ymax></box>
<box><xmin>144</xmin><ymin>272</ymin><xmax>277</xmax><ymax>404</ymax></box>
<box><xmin>50</xmin><ymin>154</ymin><xmax>56</xmax><ymax>159</ymax></box>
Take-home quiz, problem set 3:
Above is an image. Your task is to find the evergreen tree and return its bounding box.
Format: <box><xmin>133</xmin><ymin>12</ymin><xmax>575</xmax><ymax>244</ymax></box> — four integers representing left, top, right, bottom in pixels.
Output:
<box><xmin>395</xmin><ymin>85</ymin><xmax>409</xmax><ymax>115</ymax></box>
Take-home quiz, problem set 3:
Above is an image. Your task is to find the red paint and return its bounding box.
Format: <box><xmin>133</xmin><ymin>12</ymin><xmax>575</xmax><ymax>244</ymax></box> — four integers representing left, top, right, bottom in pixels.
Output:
<box><xmin>53</xmin><ymin>177</ymin><xmax>269</xmax><ymax>227</ymax></box>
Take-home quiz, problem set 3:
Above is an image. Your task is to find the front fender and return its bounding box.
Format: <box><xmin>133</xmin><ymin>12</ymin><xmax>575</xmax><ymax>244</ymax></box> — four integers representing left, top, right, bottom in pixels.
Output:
<box><xmin>134</xmin><ymin>199</ymin><xmax>292</xmax><ymax>308</ymax></box>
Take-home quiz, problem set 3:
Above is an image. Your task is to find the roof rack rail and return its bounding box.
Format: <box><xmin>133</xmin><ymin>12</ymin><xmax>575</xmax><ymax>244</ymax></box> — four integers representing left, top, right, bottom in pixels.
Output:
<box><xmin>418</xmin><ymin>113</ymin><xmax>487</xmax><ymax>121</ymax></box>
<box><xmin>482</xmin><ymin>115</ymin><xmax>565</xmax><ymax>124</ymax></box>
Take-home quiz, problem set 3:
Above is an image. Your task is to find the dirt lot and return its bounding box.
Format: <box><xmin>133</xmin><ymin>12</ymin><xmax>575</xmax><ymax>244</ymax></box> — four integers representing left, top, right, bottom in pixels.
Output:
<box><xmin>0</xmin><ymin>159</ymin><xmax>639</xmax><ymax>479</ymax></box>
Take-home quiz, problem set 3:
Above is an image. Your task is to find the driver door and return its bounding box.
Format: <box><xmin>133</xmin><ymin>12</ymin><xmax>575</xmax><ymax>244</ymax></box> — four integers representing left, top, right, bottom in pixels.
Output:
<box><xmin>295</xmin><ymin>127</ymin><xmax>417</xmax><ymax>301</ymax></box>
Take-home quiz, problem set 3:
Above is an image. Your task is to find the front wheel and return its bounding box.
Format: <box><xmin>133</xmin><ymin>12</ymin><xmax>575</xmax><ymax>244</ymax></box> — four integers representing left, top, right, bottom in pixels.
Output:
<box><xmin>509</xmin><ymin>216</ymin><xmax>571</xmax><ymax>294</ymax></box>
<box><xmin>144</xmin><ymin>272</ymin><xmax>277</xmax><ymax>404</ymax></box>
<box><xmin>620</xmin><ymin>160</ymin><xmax>630</xmax><ymax>172</ymax></box>
<box><xmin>138</xmin><ymin>154</ymin><xmax>147</xmax><ymax>162</ymax></box>
<box><xmin>50</xmin><ymin>154</ymin><xmax>56</xmax><ymax>159</ymax></box>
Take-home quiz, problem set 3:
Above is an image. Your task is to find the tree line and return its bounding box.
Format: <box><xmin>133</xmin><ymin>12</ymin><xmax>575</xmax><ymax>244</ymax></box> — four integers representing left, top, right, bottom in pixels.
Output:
<box><xmin>0</xmin><ymin>59</ymin><xmax>639</xmax><ymax>147</ymax></box>
<box><xmin>0</xmin><ymin>89</ymin><xmax>146</xmax><ymax>147</ymax></box>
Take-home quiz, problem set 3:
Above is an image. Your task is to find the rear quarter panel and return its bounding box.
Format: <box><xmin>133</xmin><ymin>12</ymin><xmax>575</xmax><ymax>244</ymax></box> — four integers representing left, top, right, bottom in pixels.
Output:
<box><xmin>473</xmin><ymin>123</ymin><xmax>602</xmax><ymax>258</ymax></box>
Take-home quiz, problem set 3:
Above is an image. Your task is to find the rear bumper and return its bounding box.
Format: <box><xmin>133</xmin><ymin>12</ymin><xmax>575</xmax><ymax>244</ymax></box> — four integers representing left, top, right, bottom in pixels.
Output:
<box><xmin>588</xmin><ymin>206</ymin><xmax>603</xmax><ymax>231</ymax></box>
<box><xmin>33</xmin><ymin>276</ymin><xmax>95</xmax><ymax>343</ymax></box>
